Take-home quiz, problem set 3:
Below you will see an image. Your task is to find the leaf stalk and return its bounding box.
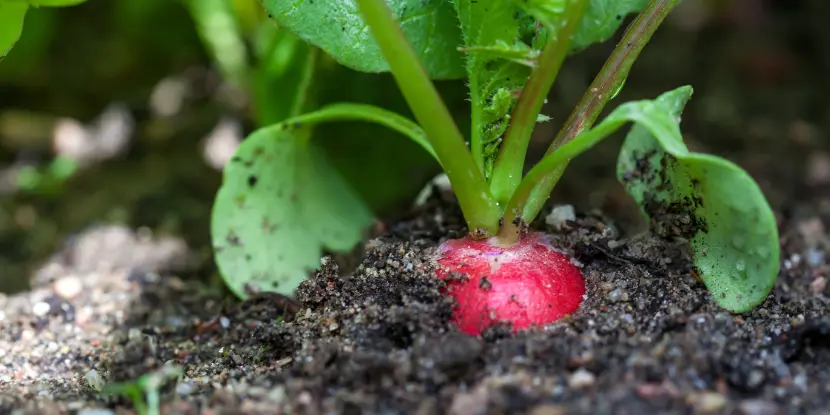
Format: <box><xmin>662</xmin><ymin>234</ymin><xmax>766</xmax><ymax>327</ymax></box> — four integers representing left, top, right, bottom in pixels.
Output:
<box><xmin>355</xmin><ymin>0</ymin><xmax>501</xmax><ymax>235</ymax></box>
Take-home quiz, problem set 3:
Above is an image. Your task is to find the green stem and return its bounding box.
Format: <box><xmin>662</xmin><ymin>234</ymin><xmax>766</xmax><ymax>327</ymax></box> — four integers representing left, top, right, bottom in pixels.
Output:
<box><xmin>470</xmin><ymin>78</ymin><xmax>485</xmax><ymax>174</ymax></box>
<box><xmin>291</xmin><ymin>103</ymin><xmax>438</xmax><ymax>162</ymax></box>
<box><xmin>355</xmin><ymin>0</ymin><xmax>501</xmax><ymax>235</ymax></box>
<box><xmin>499</xmin><ymin>0</ymin><xmax>682</xmax><ymax>242</ymax></box>
<box><xmin>488</xmin><ymin>0</ymin><xmax>588</xmax><ymax>206</ymax></box>
<box><xmin>502</xmin><ymin>115</ymin><xmax>634</xmax><ymax>232</ymax></box>
<box><xmin>288</xmin><ymin>46</ymin><xmax>318</xmax><ymax>118</ymax></box>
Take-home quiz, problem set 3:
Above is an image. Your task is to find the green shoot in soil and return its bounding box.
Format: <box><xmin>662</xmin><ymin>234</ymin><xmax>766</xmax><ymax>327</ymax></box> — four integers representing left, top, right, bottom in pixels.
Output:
<box><xmin>101</xmin><ymin>364</ymin><xmax>183</xmax><ymax>415</ymax></box>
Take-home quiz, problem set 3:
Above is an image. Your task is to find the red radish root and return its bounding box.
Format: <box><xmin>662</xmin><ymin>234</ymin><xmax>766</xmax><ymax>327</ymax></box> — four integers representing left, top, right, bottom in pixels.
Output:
<box><xmin>435</xmin><ymin>232</ymin><xmax>585</xmax><ymax>335</ymax></box>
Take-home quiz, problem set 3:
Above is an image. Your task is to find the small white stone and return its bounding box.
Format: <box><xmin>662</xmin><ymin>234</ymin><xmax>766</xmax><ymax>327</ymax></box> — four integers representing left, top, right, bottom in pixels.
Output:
<box><xmin>413</xmin><ymin>173</ymin><xmax>452</xmax><ymax>206</ymax></box>
<box><xmin>176</xmin><ymin>382</ymin><xmax>194</xmax><ymax>396</ymax></box>
<box><xmin>810</xmin><ymin>277</ymin><xmax>827</xmax><ymax>294</ymax></box>
<box><xmin>568</xmin><ymin>368</ymin><xmax>596</xmax><ymax>389</ymax></box>
<box><xmin>688</xmin><ymin>392</ymin><xmax>726</xmax><ymax>413</ymax></box>
<box><xmin>269</xmin><ymin>385</ymin><xmax>287</xmax><ymax>402</ymax></box>
<box><xmin>545</xmin><ymin>205</ymin><xmax>576</xmax><ymax>229</ymax></box>
<box><xmin>54</xmin><ymin>276</ymin><xmax>83</xmax><ymax>299</ymax></box>
<box><xmin>738</xmin><ymin>399</ymin><xmax>779</xmax><ymax>415</ymax></box>
<box><xmin>77</xmin><ymin>408</ymin><xmax>115</xmax><ymax>415</ymax></box>
<box><xmin>32</xmin><ymin>301</ymin><xmax>51</xmax><ymax>317</ymax></box>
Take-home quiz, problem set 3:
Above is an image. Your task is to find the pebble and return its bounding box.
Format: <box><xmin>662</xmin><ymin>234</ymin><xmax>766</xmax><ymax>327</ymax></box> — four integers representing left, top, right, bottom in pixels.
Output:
<box><xmin>176</xmin><ymin>382</ymin><xmax>195</xmax><ymax>396</ymax></box>
<box><xmin>746</xmin><ymin>369</ymin><xmax>766</xmax><ymax>389</ymax></box>
<box><xmin>608</xmin><ymin>288</ymin><xmax>629</xmax><ymax>302</ymax></box>
<box><xmin>806</xmin><ymin>152</ymin><xmax>830</xmax><ymax>186</ymax></box>
<box><xmin>807</xmin><ymin>249</ymin><xmax>824</xmax><ymax>266</ymax></box>
<box><xmin>792</xmin><ymin>373</ymin><xmax>808</xmax><ymax>391</ymax></box>
<box><xmin>296</xmin><ymin>391</ymin><xmax>313</xmax><ymax>406</ymax></box>
<box><xmin>128</xmin><ymin>328</ymin><xmax>142</xmax><ymax>342</ymax></box>
<box><xmin>529</xmin><ymin>404</ymin><xmax>568</xmax><ymax>415</ymax></box>
<box><xmin>449</xmin><ymin>384</ymin><xmax>488</xmax><ymax>415</ymax></box>
<box><xmin>269</xmin><ymin>386</ymin><xmax>286</xmax><ymax>403</ymax></box>
<box><xmin>545</xmin><ymin>205</ymin><xmax>576</xmax><ymax>229</ymax></box>
<box><xmin>54</xmin><ymin>276</ymin><xmax>83</xmax><ymax>299</ymax></box>
<box><xmin>77</xmin><ymin>409</ymin><xmax>115</xmax><ymax>415</ymax></box>
<box><xmin>568</xmin><ymin>368</ymin><xmax>596</xmax><ymax>389</ymax></box>
<box><xmin>637</xmin><ymin>382</ymin><xmax>672</xmax><ymax>399</ymax></box>
<box><xmin>687</xmin><ymin>392</ymin><xmax>726</xmax><ymax>413</ymax></box>
<box><xmin>738</xmin><ymin>399</ymin><xmax>779</xmax><ymax>415</ymax></box>
<box><xmin>810</xmin><ymin>277</ymin><xmax>827</xmax><ymax>294</ymax></box>
<box><xmin>32</xmin><ymin>302</ymin><xmax>51</xmax><ymax>317</ymax></box>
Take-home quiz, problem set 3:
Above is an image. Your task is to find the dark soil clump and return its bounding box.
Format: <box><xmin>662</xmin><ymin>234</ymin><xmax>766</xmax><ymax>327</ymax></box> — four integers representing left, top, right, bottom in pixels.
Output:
<box><xmin>1</xmin><ymin>196</ymin><xmax>828</xmax><ymax>414</ymax></box>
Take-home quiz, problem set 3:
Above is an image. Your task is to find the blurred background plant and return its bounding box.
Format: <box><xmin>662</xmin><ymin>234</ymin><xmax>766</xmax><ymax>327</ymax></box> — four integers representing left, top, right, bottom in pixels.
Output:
<box><xmin>0</xmin><ymin>0</ymin><xmax>828</xmax><ymax>294</ymax></box>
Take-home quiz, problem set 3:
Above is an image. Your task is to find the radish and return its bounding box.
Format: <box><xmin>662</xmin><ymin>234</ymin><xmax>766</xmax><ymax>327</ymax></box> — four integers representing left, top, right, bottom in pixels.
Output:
<box><xmin>436</xmin><ymin>233</ymin><xmax>584</xmax><ymax>335</ymax></box>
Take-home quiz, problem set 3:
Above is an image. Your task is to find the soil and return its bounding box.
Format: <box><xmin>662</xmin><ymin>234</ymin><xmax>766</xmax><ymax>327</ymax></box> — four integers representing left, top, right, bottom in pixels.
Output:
<box><xmin>2</xmin><ymin>1</ymin><xmax>830</xmax><ymax>414</ymax></box>
<box><xmin>1</xmin><ymin>193</ymin><xmax>829</xmax><ymax>414</ymax></box>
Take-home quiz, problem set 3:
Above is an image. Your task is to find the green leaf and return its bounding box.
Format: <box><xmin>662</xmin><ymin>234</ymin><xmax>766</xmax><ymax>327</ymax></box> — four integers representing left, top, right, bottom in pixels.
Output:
<box><xmin>25</xmin><ymin>0</ymin><xmax>87</xmax><ymax>6</ymax></box>
<box><xmin>617</xmin><ymin>87</ymin><xmax>779</xmax><ymax>313</ymax></box>
<box><xmin>452</xmin><ymin>0</ymin><xmax>533</xmax><ymax>177</ymax></box>
<box><xmin>261</xmin><ymin>0</ymin><xmax>465</xmax><ymax>79</ymax></box>
<box><xmin>571</xmin><ymin>0</ymin><xmax>649</xmax><ymax>51</ymax></box>
<box><xmin>212</xmin><ymin>122</ymin><xmax>374</xmax><ymax>298</ymax></box>
<box><xmin>1</xmin><ymin>0</ymin><xmax>90</xmax><ymax>62</ymax></box>
<box><xmin>0</xmin><ymin>2</ymin><xmax>28</xmax><ymax>62</ymax></box>
<box><xmin>513</xmin><ymin>0</ymin><xmax>650</xmax><ymax>52</ymax></box>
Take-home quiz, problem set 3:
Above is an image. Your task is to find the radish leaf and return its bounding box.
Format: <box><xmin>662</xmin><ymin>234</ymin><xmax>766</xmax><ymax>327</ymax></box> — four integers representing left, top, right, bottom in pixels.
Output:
<box><xmin>2</xmin><ymin>0</ymin><xmax>92</xmax><ymax>62</ymax></box>
<box><xmin>211</xmin><ymin>122</ymin><xmax>373</xmax><ymax>299</ymax></box>
<box><xmin>570</xmin><ymin>0</ymin><xmax>650</xmax><ymax>51</ymax></box>
<box><xmin>0</xmin><ymin>2</ymin><xmax>28</xmax><ymax>62</ymax></box>
<box><xmin>25</xmin><ymin>0</ymin><xmax>87</xmax><ymax>5</ymax></box>
<box><xmin>617</xmin><ymin>87</ymin><xmax>779</xmax><ymax>312</ymax></box>
<box><xmin>261</xmin><ymin>0</ymin><xmax>464</xmax><ymax>79</ymax></box>
<box><xmin>23</xmin><ymin>0</ymin><xmax>87</xmax><ymax>6</ymax></box>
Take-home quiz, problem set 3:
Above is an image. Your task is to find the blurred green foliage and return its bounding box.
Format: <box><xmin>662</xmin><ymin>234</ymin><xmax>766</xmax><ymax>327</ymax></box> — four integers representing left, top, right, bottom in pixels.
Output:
<box><xmin>1</xmin><ymin>0</ymin><xmax>204</xmax><ymax>116</ymax></box>
<box><xmin>1</xmin><ymin>0</ymin><xmax>448</xmax><ymax>215</ymax></box>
